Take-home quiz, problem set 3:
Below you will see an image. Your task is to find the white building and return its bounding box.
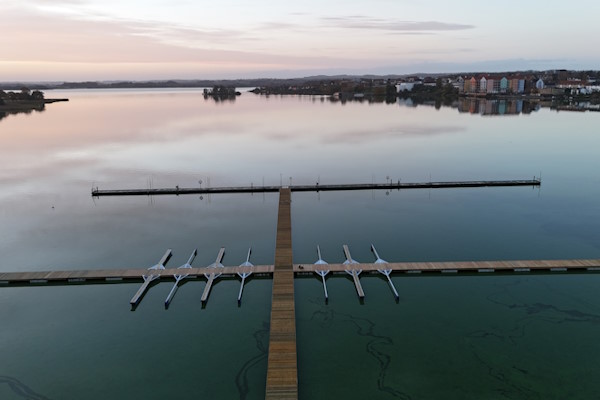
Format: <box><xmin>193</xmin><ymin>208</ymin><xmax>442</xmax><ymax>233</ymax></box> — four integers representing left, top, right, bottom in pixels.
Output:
<box><xmin>396</xmin><ymin>82</ymin><xmax>416</xmax><ymax>92</ymax></box>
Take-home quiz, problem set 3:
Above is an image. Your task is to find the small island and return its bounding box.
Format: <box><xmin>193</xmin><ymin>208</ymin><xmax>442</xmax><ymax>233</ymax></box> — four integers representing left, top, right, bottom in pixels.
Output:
<box><xmin>203</xmin><ymin>86</ymin><xmax>241</xmax><ymax>102</ymax></box>
<box><xmin>0</xmin><ymin>88</ymin><xmax>68</xmax><ymax>120</ymax></box>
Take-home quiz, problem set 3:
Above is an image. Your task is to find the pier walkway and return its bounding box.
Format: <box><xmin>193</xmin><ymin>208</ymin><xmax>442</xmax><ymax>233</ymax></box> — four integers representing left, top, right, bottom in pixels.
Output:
<box><xmin>265</xmin><ymin>188</ymin><xmax>297</xmax><ymax>400</ymax></box>
<box><xmin>2</xmin><ymin>177</ymin><xmax>593</xmax><ymax>400</ymax></box>
<box><xmin>1</xmin><ymin>259</ymin><xmax>599</xmax><ymax>285</ymax></box>
<box><xmin>91</xmin><ymin>179</ymin><xmax>540</xmax><ymax>197</ymax></box>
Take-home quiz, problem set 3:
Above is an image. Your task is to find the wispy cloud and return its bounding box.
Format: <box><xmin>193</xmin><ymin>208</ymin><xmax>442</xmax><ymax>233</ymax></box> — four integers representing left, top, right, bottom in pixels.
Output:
<box><xmin>320</xmin><ymin>15</ymin><xmax>474</xmax><ymax>32</ymax></box>
<box><xmin>0</xmin><ymin>8</ymin><xmax>324</xmax><ymax>66</ymax></box>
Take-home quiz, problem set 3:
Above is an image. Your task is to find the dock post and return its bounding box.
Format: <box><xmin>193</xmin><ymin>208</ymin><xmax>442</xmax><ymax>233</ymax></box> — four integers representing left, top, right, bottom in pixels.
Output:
<box><xmin>342</xmin><ymin>245</ymin><xmax>364</xmax><ymax>299</ymax></box>
<box><xmin>201</xmin><ymin>247</ymin><xmax>225</xmax><ymax>305</ymax></box>
<box><xmin>130</xmin><ymin>249</ymin><xmax>171</xmax><ymax>307</ymax></box>
<box><xmin>371</xmin><ymin>244</ymin><xmax>399</xmax><ymax>300</ymax></box>
<box><xmin>237</xmin><ymin>247</ymin><xmax>253</xmax><ymax>304</ymax></box>
<box><xmin>164</xmin><ymin>249</ymin><xmax>197</xmax><ymax>307</ymax></box>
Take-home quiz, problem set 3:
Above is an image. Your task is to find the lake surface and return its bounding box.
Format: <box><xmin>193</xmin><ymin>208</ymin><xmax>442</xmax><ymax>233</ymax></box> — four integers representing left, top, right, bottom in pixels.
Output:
<box><xmin>1</xmin><ymin>89</ymin><xmax>599</xmax><ymax>399</ymax></box>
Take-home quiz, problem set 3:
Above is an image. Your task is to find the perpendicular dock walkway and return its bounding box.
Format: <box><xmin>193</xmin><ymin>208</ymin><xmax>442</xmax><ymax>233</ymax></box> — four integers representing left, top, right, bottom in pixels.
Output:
<box><xmin>0</xmin><ymin>265</ymin><xmax>274</xmax><ymax>284</ymax></box>
<box><xmin>91</xmin><ymin>179</ymin><xmax>540</xmax><ymax>197</ymax></box>
<box><xmin>1</xmin><ymin>259</ymin><xmax>599</xmax><ymax>285</ymax></box>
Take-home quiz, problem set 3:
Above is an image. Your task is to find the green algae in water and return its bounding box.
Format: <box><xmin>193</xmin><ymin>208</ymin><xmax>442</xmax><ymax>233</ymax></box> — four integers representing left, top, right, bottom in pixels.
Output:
<box><xmin>296</xmin><ymin>273</ymin><xmax>600</xmax><ymax>400</ymax></box>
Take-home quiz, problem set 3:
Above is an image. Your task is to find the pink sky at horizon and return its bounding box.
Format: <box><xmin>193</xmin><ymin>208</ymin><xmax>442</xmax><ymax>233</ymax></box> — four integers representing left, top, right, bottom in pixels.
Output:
<box><xmin>1</xmin><ymin>0</ymin><xmax>599</xmax><ymax>82</ymax></box>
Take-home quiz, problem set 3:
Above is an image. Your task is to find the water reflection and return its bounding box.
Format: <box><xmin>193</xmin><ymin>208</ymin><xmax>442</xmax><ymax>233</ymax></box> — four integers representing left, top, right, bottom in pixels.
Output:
<box><xmin>457</xmin><ymin>98</ymin><xmax>540</xmax><ymax>116</ymax></box>
<box><xmin>1</xmin><ymin>89</ymin><xmax>600</xmax><ymax>400</ymax></box>
<box><xmin>0</xmin><ymin>106</ymin><xmax>45</xmax><ymax>122</ymax></box>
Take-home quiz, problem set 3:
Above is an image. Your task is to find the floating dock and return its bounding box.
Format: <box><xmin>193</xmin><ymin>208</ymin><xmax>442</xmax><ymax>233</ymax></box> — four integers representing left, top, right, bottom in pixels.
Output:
<box><xmin>2</xmin><ymin>179</ymin><xmax>592</xmax><ymax>400</ymax></box>
<box><xmin>91</xmin><ymin>179</ymin><xmax>540</xmax><ymax>197</ymax></box>
<box><xmin>1</xmin><ymin>259</ymin><xmax>599</xmax><ymax>286</ymax></box>
<box><xmin>371</xmin><ymin>244</ymin><xmax>399</xmax><ymax>300</ymax></box>
<box><xmin>164</xmin><ymin>249</ymin><xmax>196</xmax><ymax>307</ymax></box>
<box><xmin>237</xmin><ymin>247</ymin><xmax>254</xmax><ymax>304</ymax></box>
<box><xmin>201</xmin><ymin>247</ymin><xmax>225</xmax><ymax>305</ymax></box>
<box><xmin>130</xmin><ymin>249</ymin><xmax>171</xmax><ymax>307</ymax></box>
<box><xmin>265</xmin><ymin>188</ymin><xmax>298</xmax><ymax>400</ymax></box>
<box><xmin>313</xmin><ymin>246</ymin><xmax>330</xmax><ymax>302</ymax></box>
<box><xmin>343</xmin><ymin>245</ymin><xmax>364</xmax><ymax>299</ymax></box>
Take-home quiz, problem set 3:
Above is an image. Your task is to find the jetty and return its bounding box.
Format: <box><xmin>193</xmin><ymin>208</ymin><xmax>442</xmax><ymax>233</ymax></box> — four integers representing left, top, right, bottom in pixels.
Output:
<box><xmin>265</xmin><ymin>188</ymin><xmax>298</xmax><ymax>400</ymax></box>
<box><xmin>164</xmin><ymin>249</ymin><xmax>196</xmax><ymax>307</ymax></box>
<box><xmin>343</xmin><ymin>245</ymin><xmax>364</xmax><ymax>299</ymax></box>
<box><xmin>237</xmin><ymin>247</ymin><xmax>254</xmax><ymax>304</ymax></box>
<box><xmin>201</xmin><ymin>247</ymin><xmax>225</xmax><ymax>305</ymax></box>
<box><xmin>2</xmin><ymin>259</ymin><xmax>599</xmax><ymax>286</ymax></box>
<box><xmin>313</xmin><ymin>246</ymin><xmax>330</xmax><ymax>302</ymax></box>
<box><xmin>91</xmin><ymin>179</ymin><xmax>540</xmax><ymax>197</ymax></box>
<box><xmin>5</xmin><ymin>174</ymin><xmax>594</xmax><ymax>400</ymax></box>
<box><xmin>130</xmin><ymin>249</ymin><xmax>171</xmax><ymax>307</ymax></box>
<box><xmin>371</xmin><ymin>244</ymin><xmax>399</xmax><ymax>300</ymax></box>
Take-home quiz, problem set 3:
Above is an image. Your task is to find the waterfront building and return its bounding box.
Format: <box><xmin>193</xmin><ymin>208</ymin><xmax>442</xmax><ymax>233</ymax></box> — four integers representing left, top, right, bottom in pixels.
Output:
<box><xmin>536</xmin><ymin>78</ymin><xmax>545</xmax><ymax>89</ymax></box>
<box><xmin>455</xmin><ymin>76</ymin><xmax>465</xmax><ymax>92</ymax></box>
<box><xmin>486</xmin><ymin>77</ymin><xmax>497</xmax><ymax>94</ymax></box>
<box><xmin>500</xmin><ymin>77</ymin><xmax>509</xmax><ymax>93</ymax></box>
<box><xmin>463</xmin><ymin>78</ymin><xmax>471</xmax><ymax>93</ymax></box>
<box><xmin>479</xmin><ymin>76</ymin><xmax>488</xmax><ymax>93</ymax></box>
<box><xmin>396</xmin><ymin>82</ymin><xmax>416</xmax><ymax>92</ymax></box>
<box><xmin>509</xmin><ymin>77</ymin><xmax>525</xmax><ymax>93</ymax></box>
<box><xmin>469</xmin><ymin>76</ymin><xmax>478</xmax><ymax>92</ymax></box>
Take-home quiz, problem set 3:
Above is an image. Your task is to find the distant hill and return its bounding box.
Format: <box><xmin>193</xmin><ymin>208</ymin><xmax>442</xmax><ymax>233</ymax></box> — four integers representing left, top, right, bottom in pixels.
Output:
<box><xmin>1</xmin><ymin>70</ymin><xmax>597</xmax><ymax>91</ymax></box>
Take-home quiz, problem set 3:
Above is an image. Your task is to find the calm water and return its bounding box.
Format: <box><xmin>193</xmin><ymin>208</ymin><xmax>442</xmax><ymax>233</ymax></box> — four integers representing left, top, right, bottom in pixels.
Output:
<box><xmin>1</xmin><ymin>89</ymin><xmax>599</xmax><ymax>399</ymax></box>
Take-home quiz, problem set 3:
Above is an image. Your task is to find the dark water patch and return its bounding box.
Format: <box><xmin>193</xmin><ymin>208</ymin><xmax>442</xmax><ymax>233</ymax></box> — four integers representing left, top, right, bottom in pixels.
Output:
<box><xmin>0</xmin><ymin>376</ymin><xmax>51</xmax><ymax>400</ymax></box>
<box><xmin>235</xmin><ymin>321</ymin><xmax>269</xmax><ymax>400</ymax></box>
<box><xmin>308</xmin><ymin>299</ymin><xmax>411</xmax><ymax>399</ymax></box>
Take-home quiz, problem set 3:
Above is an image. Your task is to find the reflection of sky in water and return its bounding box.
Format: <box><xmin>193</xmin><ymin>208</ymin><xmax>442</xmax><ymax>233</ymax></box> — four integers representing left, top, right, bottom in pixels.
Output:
<box><xmin>2</xmin><ymin>89</ymin><xmax>598</xmax><ymax>269</ymax></box>
<box><xmin>1</xmin><ymin>89</ymin><xmax>600</xmax><ymax>399</ymax></box>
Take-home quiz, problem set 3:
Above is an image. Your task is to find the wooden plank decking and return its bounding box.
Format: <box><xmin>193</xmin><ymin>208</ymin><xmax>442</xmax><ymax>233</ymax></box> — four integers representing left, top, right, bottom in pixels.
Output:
<box><xmin>1</xmin><ymin>259</ymin><xmax>599</xmax><ymax>285</ymax></box>
<box><xmin>293</xmin><ymin>259</ymin><xmax>600</xmax><ymax>273</ymax></box>
<box><xmin>265</xmin><ymin>188</ymin><xmax>298</xmax><ymax>400</ymax></box>
<box><xmin>0</xmin><ymin>265</ymin><xmax>274</xmax><ymax>284</ymax></box>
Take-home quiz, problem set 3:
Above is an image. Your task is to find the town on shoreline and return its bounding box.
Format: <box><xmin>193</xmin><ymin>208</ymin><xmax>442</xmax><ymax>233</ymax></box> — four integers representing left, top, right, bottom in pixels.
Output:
<box><xmin>1</xmin><ymin>69</ymin><xmax>599</xmax><ymax>119</ymax></box>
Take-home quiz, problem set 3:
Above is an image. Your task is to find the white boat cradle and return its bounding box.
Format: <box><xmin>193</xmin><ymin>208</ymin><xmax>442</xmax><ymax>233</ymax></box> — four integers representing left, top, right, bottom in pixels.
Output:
<box><xmin>201</xmin><ymin>247</ymin><xmax>225</xmax><ymax>304</ymax></box>
<box><xmin>130</xmin><ymin>249</ymin><xmax>172</xmax><ymax>307</ymax></box>
<box><xmin>117</xmin><ymin>244</ymin><xmax>585</xmax><ymax>309</ymax></box>
<box><xmin>237</xmin><ymin>247</ymin><xmax>253</xmax><ymax>304</ymax></box>
<box><xmin>371</xmin><ymin>244</ymin><xmax>399</xmax><ymax>300</ymax></box>
<box><xmin>343</xmin><ymin>244</ymin><xmax>364</xmax><ymax>299</ymax></box>
<box><xmin>313</xmin><ymin>245</ymin><xmax>330</xmax><ymax>302</ymax></box>
<box><xmin>164</xmin><ymin>249</ymin><xmax>197</xmax><ymax>307</ymax></box>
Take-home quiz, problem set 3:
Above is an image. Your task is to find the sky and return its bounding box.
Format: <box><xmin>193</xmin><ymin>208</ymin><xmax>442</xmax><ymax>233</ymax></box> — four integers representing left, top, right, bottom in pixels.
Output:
<box><xmin>1</xmin><ymin>0</ymin><xmax>599</xmax><ymax>81</ymax></box>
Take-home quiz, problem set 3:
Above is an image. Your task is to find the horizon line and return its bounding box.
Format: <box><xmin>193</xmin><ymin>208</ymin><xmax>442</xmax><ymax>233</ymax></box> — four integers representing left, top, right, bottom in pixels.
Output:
<box><xmin>0</xmin><ymin>68</ymin><xmax>595</xmax><ymax>85</ymax></box>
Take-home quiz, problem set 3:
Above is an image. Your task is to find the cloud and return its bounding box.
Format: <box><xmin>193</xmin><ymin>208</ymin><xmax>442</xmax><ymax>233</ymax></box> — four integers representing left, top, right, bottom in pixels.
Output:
<box><xmin>0</xmin><ymin>7</ymin><xmax>336</xmax><ymax>68</ymax></box>
<box><xmin>320</xmin><ymin>15</ymin><xmax>475</xmax><ymax>32</ymax></box>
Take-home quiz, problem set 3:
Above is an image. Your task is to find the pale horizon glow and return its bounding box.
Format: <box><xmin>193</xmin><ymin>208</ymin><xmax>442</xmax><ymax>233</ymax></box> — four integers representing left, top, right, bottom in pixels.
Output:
<box><xmin>1</xmin><ymin>0</ymin><xmax>599</xmax><ymax>82</ymax></box>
